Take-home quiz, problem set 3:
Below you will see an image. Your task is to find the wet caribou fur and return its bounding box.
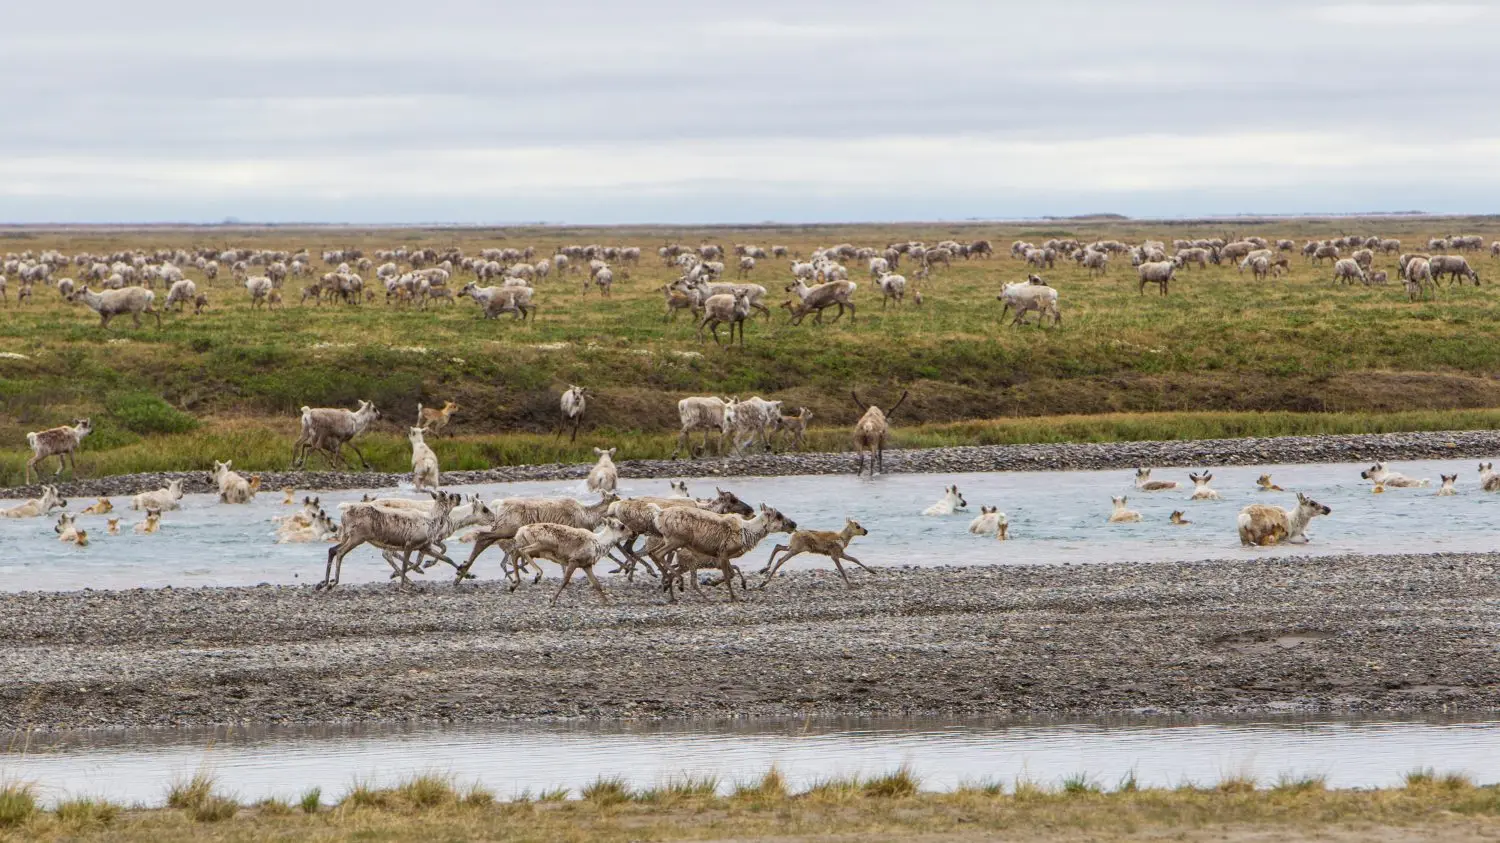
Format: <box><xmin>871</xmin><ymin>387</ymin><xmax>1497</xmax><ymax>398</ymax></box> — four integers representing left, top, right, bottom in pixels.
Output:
<box><xmin>1237</xmin><ymin>493</ymin><xmax>1331</xmax><ymax>546</ymax></box>
<box><xmin>321</xmin><ymin>490</ymin><xmax>462</xmax><ymax>589</ymax></box>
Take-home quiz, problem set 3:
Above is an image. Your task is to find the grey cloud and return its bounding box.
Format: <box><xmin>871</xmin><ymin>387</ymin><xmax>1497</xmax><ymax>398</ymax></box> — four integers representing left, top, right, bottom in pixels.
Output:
<box><xmin>1</xmin><ymin>0</ymin><xmax>1498</xmax><ymax>221</ymax></box>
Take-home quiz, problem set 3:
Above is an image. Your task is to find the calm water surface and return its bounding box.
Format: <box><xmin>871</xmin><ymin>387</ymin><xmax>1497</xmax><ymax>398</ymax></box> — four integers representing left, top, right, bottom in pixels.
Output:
<box><xmin>3</xmin><ymin>715</ymin><xmax>1498</xmax><ymax>806</ymax></box>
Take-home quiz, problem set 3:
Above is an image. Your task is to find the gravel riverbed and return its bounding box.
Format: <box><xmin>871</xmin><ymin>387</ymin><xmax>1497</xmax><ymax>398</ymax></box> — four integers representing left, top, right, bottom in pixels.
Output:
<box><xmin>7</xmin><ymin>428</ymin><xmax>1500</xmax><ymax>500</ymax></box>
<box><xmin>2</xmin><ymin>552</ymin><xmax>1497</xmax><ymax>730</ymax></box>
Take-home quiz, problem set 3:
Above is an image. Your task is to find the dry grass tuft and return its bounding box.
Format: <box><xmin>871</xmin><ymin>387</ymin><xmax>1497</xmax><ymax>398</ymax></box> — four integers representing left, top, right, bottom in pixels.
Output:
<box><xmin>256</xmin><ymin>797</ymin><xmax>295</xmax><ymax>816</ymax></box>
<box><xmin>956</xmin><ymin>778</ymin><xmax>1006</xmax><ymax>797</ymax></box>
<box><xmin>1272</xmin><ymin>774</ymin><xmax>1327</xmax><ymax>794</ymax></box>
<box><xmin>164</xmin><ymin>769</ymin><xmax>238</xmax><ymax>821</ymax></box>
<box><xmin>734</xmin><ymin>767</ymin><xmax>789</xmax><ymax>801</ymax></box>
<box><xmin>340</xmin><ymin>780</ymin><xmax>390</xmax><ymax>810</ymax></box>
<box><xmin>0</xmin><ymin>782</ymin><xmax>37</xmax><ymax>828</ymax></box>
<box><xmin>461</xmin><ymin>784</ymin><xmax>495</xmax><ymax>808</ymax></box>
<box><xmin>1012</xmin><ymin>775</ymin><xmax>1047</xmax><ymax>801</ymax></box>
<box><xmin>1440</xmin><ymin>772</ymin><xmax>1476</xmax><ymax>791</ymax></box>
<box><xmin>863</xmin><ymin>766</ymin><xmax>921</xmax><ymax>799</ymax></box>
<box><xmin>165</xmin><ymin>771</ymin><xmax>215</xmax><ymax>810</ymax></box>
<box><xmin>393</xmin><ymin>774</ymin><xmax>458</xmax><ymax>810</ymax></box>
<box><xmin>802</xmin><ymin>774</ymin><xmax>863</xmax><ymax>802</ymax></box>
<box><xmin>665</xmin><ymin>774</ymin><xmax>720</xmax><ymax>799</ymax></box>
<box><xmin>187</xmin><ymin>795</ymin><xmax>239</xmax><ymax>823</ymax></box>
<box><xmin>1216</xmin><ymin>774</ymin><xmax>1258</xmax><ymax>794</ymax></box>
<box><xmin>637</xmin><ymin>774</ymin><xmax>720</xmax><ymax>804</ymax></box>
<box><xmin>1406</xmin><ymin>767</ymin><xmax>1437</xmax><ymax>788</ymax></box>
<box><xmin>8</xmin><ymin>762</ymin><xmax>1500</xmax><ymax>840</ymax></box>
<box><xmin>164</xmin><ymin>770</ymin><xmax>238</xmax><ymax>822</ymax></box>
<box><xmin>580</xmin><ymin>775</ymin><xmax>632</xmax><ymax>806</ymax></box>
<box><xmin>1061</xmin><ymin>772</ymin><xmax>1101</xmax><ymax>795</ymax></box>
<box><xmin>54</xmin><ymin>796</ymin><xmax>120</xmax><ymax>828</ymax></box>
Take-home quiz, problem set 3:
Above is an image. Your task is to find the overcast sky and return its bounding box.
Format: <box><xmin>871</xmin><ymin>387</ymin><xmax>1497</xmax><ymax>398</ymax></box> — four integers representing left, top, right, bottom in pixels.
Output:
<box><xmin>3</xmin><ymin>1</ymin><xmax>1498</xmax><ymax>224</ymax></box>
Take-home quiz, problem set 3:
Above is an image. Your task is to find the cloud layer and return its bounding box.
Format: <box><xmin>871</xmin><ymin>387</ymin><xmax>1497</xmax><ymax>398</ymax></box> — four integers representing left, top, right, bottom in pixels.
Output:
<box><xmin>3</xmin><ymin>0</ymin><xmax>1497</xmax><ymax>223</ymax></box>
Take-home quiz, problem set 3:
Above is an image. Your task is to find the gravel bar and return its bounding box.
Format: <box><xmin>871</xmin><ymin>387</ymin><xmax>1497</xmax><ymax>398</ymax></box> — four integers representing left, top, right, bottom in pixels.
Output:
<box><xmin>2</xmin><ymin>552</ymin><xmax>1498</xmax><ymax>730</ymax></box>
<box><xmin>6</xmin><ymin>428</ymin><xmax>1500</xmax><ymax>500</ymax></box>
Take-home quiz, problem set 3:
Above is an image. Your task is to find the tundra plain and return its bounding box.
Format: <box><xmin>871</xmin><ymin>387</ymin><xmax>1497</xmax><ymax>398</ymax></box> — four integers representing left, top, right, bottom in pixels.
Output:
<box><xmin>7</xmin><ymin>220</ymin><xmax>1500</xmax><ymax>843</ymax></box>
<box><xmin>2</xmin><ymin>217</ymin><xmax>1500</xmax><ymax>483</ymax></box>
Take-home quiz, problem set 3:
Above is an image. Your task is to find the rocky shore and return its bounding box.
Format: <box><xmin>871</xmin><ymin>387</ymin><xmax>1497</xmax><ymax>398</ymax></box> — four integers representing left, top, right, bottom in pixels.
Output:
<box><xmin>4</xmin><ymin>428</ymin><xmax>1500</xmax><ymax>500</ymax></box>
<box><xmin>2</xmin><ymin>552</ymin><xmax>1497</xmax><ymax>730</ymax></box>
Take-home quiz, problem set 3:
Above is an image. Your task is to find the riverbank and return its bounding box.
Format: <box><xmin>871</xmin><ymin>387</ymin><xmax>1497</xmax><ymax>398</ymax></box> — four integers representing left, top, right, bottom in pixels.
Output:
<box><xmin>2</xmin><ymin>767</ymin><xmax>1499</xmax><ymax>842</ymax></box>
<box><xmin>2</xmin><ymin>552</ymin><xmax>1497</xmax><ymax>730</ymax></box>
<box><xmin>6</xmin><ymin>426</ymin><xmax>1500</xmax><ymax>500</ymax></box>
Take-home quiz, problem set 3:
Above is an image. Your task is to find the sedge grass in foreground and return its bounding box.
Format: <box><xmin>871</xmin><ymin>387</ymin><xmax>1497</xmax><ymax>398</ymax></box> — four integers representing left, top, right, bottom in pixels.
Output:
<box><xmin>3</xmin><ymin>407</ymin><xmax>1500</xmax><ymax>485</ymax></box>
<box><xmin>3</xmin><ymin>768</ymin><xmax>1500</xmax><ymax>841</ymax></box>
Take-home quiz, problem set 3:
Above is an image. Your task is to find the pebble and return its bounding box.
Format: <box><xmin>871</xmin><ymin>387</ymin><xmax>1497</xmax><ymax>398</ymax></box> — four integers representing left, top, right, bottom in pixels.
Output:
<box><xmin>6</xmin><ymin>429</ymin><xmax>1500</xmax><ymax>499</ymax></box>
<box><xmin>0</xmin><ymin>551</ymin><xmax>1495</xmax><ymax>731</ymax></box>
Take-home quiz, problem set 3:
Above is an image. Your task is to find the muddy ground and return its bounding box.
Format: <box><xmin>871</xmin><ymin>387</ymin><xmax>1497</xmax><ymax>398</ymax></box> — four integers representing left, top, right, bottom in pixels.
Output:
<box><xmin>1</xmin><ymin>552</ymin><xmax>1496</xmax><ymax>730</ymax></box>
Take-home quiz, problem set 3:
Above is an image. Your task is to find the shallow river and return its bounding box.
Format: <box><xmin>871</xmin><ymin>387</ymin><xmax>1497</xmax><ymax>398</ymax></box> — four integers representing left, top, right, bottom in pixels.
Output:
<box><xmin>1</xmin><ymin>458</ymin><xmax>1493</xmax><ymax>591</ymax></box>
<box><xmin>3</xmin><ymin>715</ymin><xmax>1497</xmax><ymax>806</ymax></box>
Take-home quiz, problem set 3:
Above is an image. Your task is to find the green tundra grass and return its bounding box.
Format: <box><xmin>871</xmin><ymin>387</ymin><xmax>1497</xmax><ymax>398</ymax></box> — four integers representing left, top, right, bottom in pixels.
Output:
<box><xmin>1</xmin><ymin>217</ymin><xmax>1498</xmax><ymax>483</ymax></box>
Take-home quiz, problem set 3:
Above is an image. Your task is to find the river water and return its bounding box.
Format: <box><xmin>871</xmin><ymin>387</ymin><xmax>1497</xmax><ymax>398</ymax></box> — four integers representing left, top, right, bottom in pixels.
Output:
<box><xmin>4</xmin><ymin>459</ymin><xmax>1494</xmax><ymax>806</ymax></box>
<box><xmin>3</xmin><ymin>715</ymin><xmax>1497</xmax><ymax>806</ymax></box>
<box><xmin>0</xmin><ymin>458</ymin><xmax>1491</xmax><ymax>591</ymax></box>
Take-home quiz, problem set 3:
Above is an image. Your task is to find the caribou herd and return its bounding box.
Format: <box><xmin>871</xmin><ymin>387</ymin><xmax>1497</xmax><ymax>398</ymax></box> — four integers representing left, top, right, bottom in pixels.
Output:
<box><xmin>0</xmin><ymin>238</ymin><xmax>1004</xmax><ymax>342</ymax></box>
<box><xmin>8</xmin><ymin>228</ymin><xmax>1500</xmax><ymax>603</ymax></box>
<box><xmin>3</xmin><ymin>230</ymin><xmax>1493</xmax><ymax>345</ymax></box>
<box><xmin>26</xmin><ymin>388</ymin><xmax>1462</xmax><ymax>607</ymax></box>
<box><xmin>12</xmin><ymin>381</ymin><xmax>906</xmax><ymax>603</ymax></box>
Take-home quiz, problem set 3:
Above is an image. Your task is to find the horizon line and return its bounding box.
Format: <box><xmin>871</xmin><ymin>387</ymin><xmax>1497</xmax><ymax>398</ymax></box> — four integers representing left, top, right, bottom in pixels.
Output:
<box><xmin>3</xmin><ymin>211</ymin><xmax>1494</xmax><ymax>232</ymax></box>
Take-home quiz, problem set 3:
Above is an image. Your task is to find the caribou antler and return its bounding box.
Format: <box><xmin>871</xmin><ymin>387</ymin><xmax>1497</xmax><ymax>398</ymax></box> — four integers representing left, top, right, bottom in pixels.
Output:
<box><xmin>886</xmin><ymin>390</ymin><xmax>910</xmax><ymax>419</ymax></box>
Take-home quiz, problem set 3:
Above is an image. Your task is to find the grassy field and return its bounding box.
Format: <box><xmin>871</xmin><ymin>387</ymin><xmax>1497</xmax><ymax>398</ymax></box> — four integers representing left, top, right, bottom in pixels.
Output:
<box><xmin>4</xmin><ymin>767</ymin><xmax>1500</xmax><ymax>842</ymax></box>
<box><xmin>3</xmin><ymin>217</ymin><xmax>1500</xmax><ymax>482</ymax></box>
